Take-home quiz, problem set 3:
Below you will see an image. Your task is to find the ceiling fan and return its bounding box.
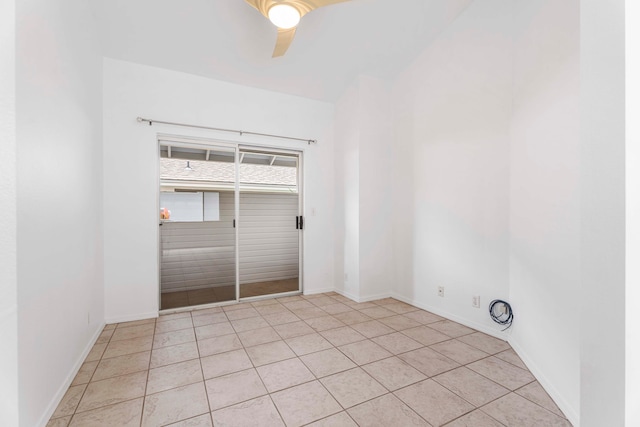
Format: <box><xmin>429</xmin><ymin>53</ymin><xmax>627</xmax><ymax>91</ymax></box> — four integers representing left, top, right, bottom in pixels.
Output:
<box><xmin>245</xmin><ymin>0</ymin><xmax>350</xmax><ymax>57</ymax></box>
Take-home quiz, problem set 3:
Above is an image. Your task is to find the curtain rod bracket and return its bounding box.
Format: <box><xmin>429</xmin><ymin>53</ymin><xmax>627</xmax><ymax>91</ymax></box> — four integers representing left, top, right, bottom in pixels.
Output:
<box><xmin>136</xmin><ymin>116</ymin><xmax>317</xmax><ymax>145</ymax></box>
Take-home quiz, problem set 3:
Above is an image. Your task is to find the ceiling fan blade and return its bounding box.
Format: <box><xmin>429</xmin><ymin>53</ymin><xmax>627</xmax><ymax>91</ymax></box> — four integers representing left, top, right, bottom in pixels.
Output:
<box><xmin>303</xmin><ymin>0</ymin><xmax>351</xmax><ymax>10</ymax></box>
<box><xmin>273</xmin><ymin>27</ymin><xmax>297</xmax><ymax>57</ymax></box>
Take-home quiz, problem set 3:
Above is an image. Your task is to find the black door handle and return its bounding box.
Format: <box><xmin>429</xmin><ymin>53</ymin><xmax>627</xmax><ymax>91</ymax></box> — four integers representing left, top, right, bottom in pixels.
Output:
<box><xmin>295</xmin><ymin>216</ymin><xmax>299</xmax><ymax>230</ymax></box>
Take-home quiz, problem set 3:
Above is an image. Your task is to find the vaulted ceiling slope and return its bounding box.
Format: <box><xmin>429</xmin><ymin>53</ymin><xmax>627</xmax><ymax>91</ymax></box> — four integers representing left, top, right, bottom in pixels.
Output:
<box><xmin>89</xmin><ymin>0</ymin><xmax>473</xmax><ymax>101</ymax></box>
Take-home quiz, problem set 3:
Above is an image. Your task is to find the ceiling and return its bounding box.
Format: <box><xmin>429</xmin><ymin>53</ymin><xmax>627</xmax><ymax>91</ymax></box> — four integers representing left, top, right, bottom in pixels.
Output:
<box><xmin>89</xmin><ymin>0</ymin><xmax>473</xmax><ymax>101</ymax></box>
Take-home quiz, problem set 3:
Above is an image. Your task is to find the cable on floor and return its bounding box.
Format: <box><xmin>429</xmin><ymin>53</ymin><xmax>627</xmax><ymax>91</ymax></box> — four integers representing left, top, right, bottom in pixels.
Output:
<box><xmin>489</xmin><ymin>299</ymin><xmax>513</xmax><ymax>331</ymax></box>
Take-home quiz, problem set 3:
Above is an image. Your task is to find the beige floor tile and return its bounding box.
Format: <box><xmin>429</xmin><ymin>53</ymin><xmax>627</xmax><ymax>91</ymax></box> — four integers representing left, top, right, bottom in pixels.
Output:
<box><xmin>286</xmin><ymin>333</ymin><xmax>333</xmax><ymax>356</ymax></box>
<box><xmin>320</xmin><ymin>326</ymin><xmax>366</xmax><ymax>347</ymax></box>
<box><xmin>92</xmin><ymin>351</ymin><xmax>150</xmax><ymax>381</ymax></box>
<box><xmin>384</xmin><ymin>302</ymin><xmax>420</xmax><ymax>314</ymax></box>
<box><xmin>515</xmin><ymin>381</ymin><xmax>565</xmax><ymax>418</ymax></box>
<box><xmin>211</xmin><ymin>396</ymin><xmax>285</xmax><ymax>427</ymax></box>
<box><xmin>304</xmin><ymin>316</ymin><xmax>345</xmax><ymax>332</ymax></box>
<box><xmin>371</xmin><ymin>297</ymin><xmax>397</xmax><ymax>306</ymax></box>
<box><xmin>245</xmin><ymin>340</ymin><xmax>296</xmax><ymax>366</ymax></box>
<box><xmin>103</xmin><ymin>336</ymin><xmax>153</xmax><ymax>359</ymax></box>
<box><xmin>194</xmin><ymin>322</ymin><xmax>235</xmax><ymax>340</ymax></box>
<box><xmin>110</xmin><ymin>323</ymin><xmax>155</xmax><ymax>342</ymax></box>
<box><xmin>399</xmin><ymin>347</ymin><xmax>460</xmax><ymax>377</ymax></box>
<box><xmin>350</xmin><ymin>320</ymin><xmax>395</xmax><ymax>338</ymax></box>
<box><xmin>85</xmin><ymin>343</ymin><xmax>108</xmax><ymax>362</ymax></box>
<box><xmin>231</xmin><ymin>316</ymin><xmax>270</xmax><ymax>332</ymax></box>
<box><xmin>71</xmin><ymin>361</ymin><xmax>99</xmax><ymax>386</ymax></box>
<box><xmin>277</xmin><ymin>295</ymin><xmax>304</xmax><ymax>303</ymax></box>
<box><xmin>433</xmin><ymin>366</ymin><xmax>509</xmax><ymax>406</ymax></box>
<box><xmin>117</xmin><ymin>318</ymin><xmax>156</xmax><ymax>329</ymax></box>
<box><xmin>403</xmin><ymin>310</ymin><xmax>443</xmax><ymax>324</ymax></box>
<box><xmin>96</xmin><ymin>329</ymin><xmax>114</xmax><ymax>345</ymax></box>
<box><xmin>52</xmin><ymin>384</ymin><xmax>87</xmax><ymax>418</ymax></box>
<box><xmin>306</xmin><ymin>412</ymin><xmax>358</xmax><ymax>426</ymax></box>
<box><xmin>252</xmin><ymin>298</ymin><xmax>281</xmax><ymax>306</ymax></box>
<box><xmin>495</xmin><ymin>348</ymin><xmax>528</xmax><ymax>370</ymax></box>
<box><xmin>237</xmin><ymin>326</ymin><xmax>282</xmax><ymax>347</ymax></box>
<box><xmin>271</xmin><ymin>381</ymin><xmax>342</xmax><ymax>427</ymax></box>
<box><xmin>255</xmin><ymin>303</ymin><xmax>290</xmax><ymax>316</ymax></box>
<box><xmin>430</xmin><ymin>339</ymin><xmax>490</xmax><ymax>365</ymax></box>
<box><xmin>348</xmin><ymin>393</ymin><xmax>429</xmax><ymax>427</ymax></box>
<box><xmin>46</xmin><ymin>415</ymin><xmax>72</xmax><ymax>427</ymax></box>
<box><xmin>395</xmin><ymin>379</ymin><xmax>475</xmax><ymax>426</ymax></box>
<box><xmin>320</xmin><ymin>367</ymin><xmax>386</xmax><ymax>408</ymax></box>
<box><xmin>482</xmin><ymin>393</ymin><xmax>571</xmax><ymax>427</ymax></box>
<box><xmin>372</xmin><ymin>332</ymin><xmax>423</xmax><ymax>354</ymax></box>
<box><xmin>155</xmin><ymin>317</ymin><xmax>194</xmax><ymax>334</ymax></box>
<box><xmin>225</xmin><ymin>307</ymin><xmax>260</xmax><ymax>320</ymax></box>
<box><xmin>362</xmin><ymin>357</ymin><xmax>427</xmax><ymax>391</ymax></box>
<box><xmin>346</xmin><ymin>302</ymin><xmax>378</xmax><ymax>310</ymax></box>
<box><xmin>321</xmin><ymin>303</ymin><xmax>353</xmax><ymax>315</ymax></box>
<box><xmin>338</xmin><ymin>340</ymin><xmax>392</xmax><ymax>365</ymax></box>
<box><xmin>69</xmin><ymin>398</ymin><xmax>143</xmax><ymax>427</ymax></box>
<box><xmin>157</xmin><ymin>312</ymin><xmax>191</xmax><ymax>323</ymax></box>
<box><xmin>77</xmin><ymin>371</ymin><xmax>147</xmax><ymax>412</ymax></box>
<box><xmin>359</xmin><ymin>306</ymin><xmax>396</xmax><ymax>319</ymax></box>
<box><xmin>150</xmin><ymin>341</ymin><xmax>199</xmax><ymax>368</ymax></box>
<box><xmin>205</xmin><ymin>369</ymin><xmax>268</xmax><ymax>411</ymax></box>
<box><xmin>332</xmin><ymin>310</ymin><xmax>372</xmax><ymax>325</ymax></box>
<box><xmin>166</xmin><ymin>413</ymin><xmax>213</xmax><ymax>426</ymax></box>
<box><xmin>192</xmin><ymin>312</ymin><xmax>228</xmax><ymax>327</ymax></box>
<box><xmin>153</xmin><ymin>328</ymin><xmax>196</xmax><ymax>349</ymax></box>
<box><xmin>262</xmin><ymin>311</ymin><xmax>300</xmax><ymax>326</ymax></box>
<box><xmin>103</xmin><ymin>323</ymin><xmax>117</xmax><ymax>331</ymax></box>
<box><xmin>146</xmin><ymin>359</ymin><xmax>203</xmax><ymax>395</ymax></box>
<box><xmin>378</xmin><ymin>314</ymin><xmax>421</xmax><ymax>331</ymax></box>
<box><xmin>290</xmin><ymin>306</ymin><xmax>328</xmax><ymax>320</ymax></box>
<box><xmin>200</xmin><ymin>349</ymin><xmax>253</xmax><ymax>379</ymax></box>
<box><xmin>257</xmin><ymin>358</ymin><xmax>315</xmax><ymax>392</ymax></box>
<box><xmin>309</xmin><ymin>297</ymin><xmax>339</xmax><ymax>307</ymax></box>
<box><xmin>273</xmin><ymin>320</ymin><xmax>315</xmax><ymax>339</ymax></box>
<box><xmin>467</xmin><ymin>357</ymin><xmax>535</xmax><ymax>391</ymax></box>
<box><xmin>197</xmin><ymin>333</ymin><xmax>243</xmax><ymax>357</ymax></box>
<box><xmin>142</xmin><ymin>382</ymin><xmax>210</xmax><ymax>427</ymax></box>
<box><xmin>300</xmin><ymin>348</ymin><xmax>357</xmax><ymax>378</ymax></box>
<box><xmin>402</xmin><ymin>325</ymin><xmax>451</xmax><ymax>346</ymax></box>
<box><xmin>223</xmin><ymin>302</ymin><xmax>255</xmax><ymax>312</ymax></box>
<box><xmin>428</xmin><ymin>320</ymin><xmax>476</xmax><ymax>338</ymax></box>
<box><xmin>443</xmin><ymin>410</ymin><xmax>504</xmax><ymax>427</ymax></box>
<box><xmin>191</xmin><ymin>306</ymin><xmax>223</xmax><ymax>316</ymax></box>
<box><xmin>283</xmin><ymin>300</ymin><xmax>315</xmax><ymax>310</ymax></box>
<box><xmin>457</xmin><ymin>332</ymin><xmax>510</xmax><ymax>354</ymax></box>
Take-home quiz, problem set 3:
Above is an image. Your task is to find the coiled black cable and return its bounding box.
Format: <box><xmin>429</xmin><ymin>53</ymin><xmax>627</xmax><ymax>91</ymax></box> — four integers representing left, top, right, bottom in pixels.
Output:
<box><xmin>489</xmin><ymin>299</ymin><xmax>513</xmax><ymax>331</ymax></box>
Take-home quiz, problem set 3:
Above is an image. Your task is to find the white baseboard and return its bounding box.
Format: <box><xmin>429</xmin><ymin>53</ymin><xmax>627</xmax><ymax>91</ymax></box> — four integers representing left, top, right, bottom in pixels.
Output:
<box><xmin>37</xmin><ymin>323</ymin><xmax>105</xmax><ymax>427</ymax></box>
<box><xmin>303</xmin><ymin>287</ymin><xmax>336</xmax><ymax>296</ymax></box>
<box><xmin>390</xmin><ymin>292</ymin><xmax>510</xmax><ymax>341</ymax></box>
<box><xmin>508</xmin><ymin>338</ymin><xmax>579</xmax><ymax>426</ymax></box>
<box><xmin>105</xmin><ymin>311</ymin><xmax>158</xmax><ymax>325</ymax></box>
<box><xmin>333</xmin><ymin>288</ymin><xmax>360</xmax><ymax>302</ymax></box>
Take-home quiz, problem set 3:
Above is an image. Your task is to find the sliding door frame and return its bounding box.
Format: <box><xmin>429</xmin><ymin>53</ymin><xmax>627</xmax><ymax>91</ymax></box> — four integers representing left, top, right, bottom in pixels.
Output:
<box><xmin>157</xmin><ymin>134</ymin><xmax>304</xmax><ymax>313</ymax></box>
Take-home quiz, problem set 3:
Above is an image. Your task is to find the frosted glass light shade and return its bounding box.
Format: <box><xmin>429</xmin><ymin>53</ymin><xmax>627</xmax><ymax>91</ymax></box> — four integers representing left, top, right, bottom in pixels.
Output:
<box><xmin>268</xmin><ymin>4</ymin><xmax>301</xmax><ymax>29</ymax></box>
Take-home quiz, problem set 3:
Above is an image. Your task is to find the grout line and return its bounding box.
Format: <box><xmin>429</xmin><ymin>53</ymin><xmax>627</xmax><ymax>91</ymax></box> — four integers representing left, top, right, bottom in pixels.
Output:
<box><xmin>138</xmin><ymin>316</ymin><xmax>157</xmax><ymax>427</ymax></box>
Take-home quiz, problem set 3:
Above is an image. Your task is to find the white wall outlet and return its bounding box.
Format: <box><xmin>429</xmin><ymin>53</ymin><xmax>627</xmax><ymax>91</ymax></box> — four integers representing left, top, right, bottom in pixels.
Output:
<box><xmin>472</xmin><ymin>295</ymin><xmax>481</xmax><ymax>308</ymax></box>
<box><xmin>438</xmin><ymin>286</ymin><xmax>445</xmax><ymax>297</ymax></box>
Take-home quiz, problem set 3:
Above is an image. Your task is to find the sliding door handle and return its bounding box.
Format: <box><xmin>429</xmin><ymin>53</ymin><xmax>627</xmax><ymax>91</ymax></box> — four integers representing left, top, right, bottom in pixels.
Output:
<box><xmin>295</xmin><ymin>216</ymin><xmax>299</xmax><ymax>230</ymax></box>
<box><xmin>299</xmin><ymin>216</ymin><xmax>304</xmax><ymax>230</ymax></box>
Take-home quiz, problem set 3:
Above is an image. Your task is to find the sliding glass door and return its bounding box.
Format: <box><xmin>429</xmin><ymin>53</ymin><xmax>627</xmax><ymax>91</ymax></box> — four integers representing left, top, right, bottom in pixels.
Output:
<box><xmin>158</xmin><ymin>140</ymin><xmax>302</xmax><ymax>310</ymax></box>
<box><xmin>238</xmin><ymin>149</ymin><xmax>301</xmax><ymax>298</ymax></box>
<box><xmin>159</xmin><ymin>141</ymin><xmax>238</xmax><ymax>310</ymax></box>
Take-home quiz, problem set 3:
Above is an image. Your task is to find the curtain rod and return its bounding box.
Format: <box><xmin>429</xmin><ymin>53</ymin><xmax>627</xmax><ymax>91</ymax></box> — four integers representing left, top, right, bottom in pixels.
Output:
<box><xmin>136</xmin><ymin>117</ymin><xmax>317</xmax><ymax>145</ymax></box>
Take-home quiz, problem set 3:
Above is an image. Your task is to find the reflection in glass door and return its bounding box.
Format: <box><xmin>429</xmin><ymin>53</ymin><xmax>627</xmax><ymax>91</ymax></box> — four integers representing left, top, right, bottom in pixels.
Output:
<box><xmin>159</xmin><ymin>141</ymin><xmax>237</xmax><ymax>310</ymax></box>
<box><xmin>238</xmin><ymin>149</ymin><xmax>301</xmax><ymax>299</ymax></box>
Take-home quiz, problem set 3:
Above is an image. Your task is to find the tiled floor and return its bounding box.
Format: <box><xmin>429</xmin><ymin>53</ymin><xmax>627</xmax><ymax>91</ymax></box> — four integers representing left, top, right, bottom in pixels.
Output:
<box><xmin>48</xmin><ymin>294</ymin><xmax>572</xmax><ymax>427</ymax></box>
<box><xmin>161</xmin><ymin>279</ymin><xmax>300</xmax><ymax>309</ymax></box>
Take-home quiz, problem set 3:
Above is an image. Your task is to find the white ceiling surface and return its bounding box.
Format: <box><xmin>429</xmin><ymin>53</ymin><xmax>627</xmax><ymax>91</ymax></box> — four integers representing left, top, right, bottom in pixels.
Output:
<box><xmin>90</xmin><ymin>0</ymin><xmax>473</xmax><ymax>101</ymax></box>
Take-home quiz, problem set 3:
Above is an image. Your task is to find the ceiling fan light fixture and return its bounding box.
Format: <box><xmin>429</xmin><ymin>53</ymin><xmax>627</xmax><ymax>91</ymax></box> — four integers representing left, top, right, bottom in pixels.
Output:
<box><xmin>268</xmin><ymin>4</ymin><xmax>301</xmax><ymax>29</ymax></box>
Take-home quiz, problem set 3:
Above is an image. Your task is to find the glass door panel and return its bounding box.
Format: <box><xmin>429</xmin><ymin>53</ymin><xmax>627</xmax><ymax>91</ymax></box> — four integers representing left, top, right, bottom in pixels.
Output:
<box><xmin>159</xmin><ymin>142</ymin><xmax>237</xmax><ymax>309</ymax></box>
<box><xmin>238</xmin><ymin>149</ymin><xmax>301</xmax><ymax>298</ymax></box>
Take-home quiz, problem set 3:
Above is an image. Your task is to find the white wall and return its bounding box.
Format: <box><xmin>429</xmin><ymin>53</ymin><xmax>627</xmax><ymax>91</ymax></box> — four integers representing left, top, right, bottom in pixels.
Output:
<box><xmin>509</xmin><ymin>0</ymin><xmax>580</xmax><ymax>422</ymax></box>
<box><xmin>103</xmin><ymin>58</ymin><xmax>336</xmax><ymax>321</ymax></box>
<box><xmin>626</xmin><ymin>2</ymin><xmax>640</xmax><ymax>425</ymax></box>
<box><xmin>334</xmin><ymin>76</ymin><xmax>394</xmax><ymax>302</ymax></box>
<box><xmin>15</xmin><ymin>0</ymin><xmax>104</xmax><ymax>425</ymax></box>
<box><xmin>0</xmin><ymin>0</ymin><xmax>18</xmax><ymax>425</ymax></box>
<box><xmin>580</xmin><ymin>1</ymin><xmax>626</xmax><ymax>426</ymax></box>
<box><xmin>390</xmin><ymin>0</ymin><xmax>511</xmax><ymax>333</ymax></box>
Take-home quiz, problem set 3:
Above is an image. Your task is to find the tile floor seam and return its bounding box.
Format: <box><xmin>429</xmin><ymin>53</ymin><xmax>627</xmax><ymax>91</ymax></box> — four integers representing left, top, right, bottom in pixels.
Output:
<box><xmin>139</xmin><ymin>316</ymin><xmax>158</xmax><ymax>427</ymax></box>
<box><xmin>511</xmin><ymin>384</ymin><xmax>570</xmax><ymax>420</ymax></box>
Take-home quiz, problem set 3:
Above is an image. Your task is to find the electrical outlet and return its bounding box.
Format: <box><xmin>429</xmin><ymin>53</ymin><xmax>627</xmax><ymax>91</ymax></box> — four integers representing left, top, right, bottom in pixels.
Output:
<box><xmin>437</xmin><ymin>286</ymin><xmax>444</xmax><ymax>297</ymax></box>
<box><xmin>472</xmin><ymin>296</ymin><xmax>480</xmax><ymax>308</ymax></box>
